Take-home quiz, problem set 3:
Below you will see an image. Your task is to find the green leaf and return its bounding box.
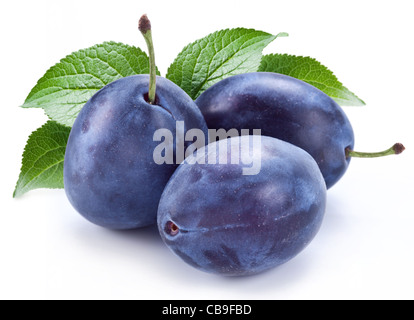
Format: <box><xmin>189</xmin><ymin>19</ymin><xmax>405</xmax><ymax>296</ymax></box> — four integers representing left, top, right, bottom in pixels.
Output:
<box><xmin>13</xmin><ymin>121</ymin><xmax>71</xmax><ymax>198</ymax></box>
<box><xmin>259</xmin><ymin>54</ymin><xmax>365</xmax><ymax>106</ymax></box>
<box><xmin>166</xmin><ymin>28</ymin><xmax>288</xmax><ymax>99</ymax></box>
<box><xmin>22</xmin><ymin>41</ymin><xmax>157</xmax><ymax>127</ymax></box>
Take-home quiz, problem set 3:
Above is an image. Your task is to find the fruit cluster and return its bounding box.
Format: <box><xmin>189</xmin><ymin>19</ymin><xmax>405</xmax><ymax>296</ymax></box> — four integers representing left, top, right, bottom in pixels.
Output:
<box><xmin>63</xmin><ymin>15</ymin><xmax>404</xmax><ymax>276</ymax></box>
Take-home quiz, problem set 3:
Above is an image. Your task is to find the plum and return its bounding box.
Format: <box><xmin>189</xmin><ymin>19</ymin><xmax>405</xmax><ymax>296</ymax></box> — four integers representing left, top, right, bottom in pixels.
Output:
<box><xmin>64</xmin><ymin>15</ymin><xmax>209</xmax><ymax>230</ymax></box>
<box><xmin>64</xmin><ymin>75</ymin><xmax>208</xmax><ymax>229</ymax></box>
<box><xmin>157</xmin><ymin>136</ymin><xmax>327</xmax><ymax>276</ymax></box>
<box><xmin>195</xmin><ymin>72</ymin><xmax>355</xmax><ymax>189</ymax></box>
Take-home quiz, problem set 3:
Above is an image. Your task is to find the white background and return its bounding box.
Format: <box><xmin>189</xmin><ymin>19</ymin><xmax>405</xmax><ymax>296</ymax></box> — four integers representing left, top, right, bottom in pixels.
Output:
<box><xmin>1</xmin><ymin>0</ymin><xmax>413</xmax><ymax>300</ymax></box>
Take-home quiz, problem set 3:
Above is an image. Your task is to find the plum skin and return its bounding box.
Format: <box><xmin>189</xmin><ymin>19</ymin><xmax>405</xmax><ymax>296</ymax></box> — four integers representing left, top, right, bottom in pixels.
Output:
<box><xmin>195</xmin><ymin>72</ymin><xmax>355</xmax><ymax>189</ymax></box>
<box><xmin>157</xmin><ymin>136</ymin><xmax>327</xmax><ymax>276</ymax></box>
<box><xmin>64</xmin><ymin>75</ymin><xmax>208</xmax><ymax>230</ymax></box>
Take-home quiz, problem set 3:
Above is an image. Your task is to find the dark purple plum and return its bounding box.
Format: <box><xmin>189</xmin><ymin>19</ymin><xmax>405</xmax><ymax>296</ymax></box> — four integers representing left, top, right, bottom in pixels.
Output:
<box><xmin>64</xmin><ymin>75</ymin><xmax>208</xmax><ymax>230</ymax></box>
<box><xmin>195</xmin><ymin>72</ymin><xmax>355</xmax><ymax>189</ymax></box>
<box><xmin>157</xmin><ymin>136</ymin><xmax>327</xmax><ymax>276</ymax></box>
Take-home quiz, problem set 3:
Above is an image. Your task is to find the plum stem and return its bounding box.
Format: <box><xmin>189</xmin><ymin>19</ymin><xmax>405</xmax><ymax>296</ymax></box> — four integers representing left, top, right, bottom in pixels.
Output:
<box><xmin>346</xmin><ymin>143</ymin><xmax>405</xmax><ymax>158</ymax></box>
<box><xmin>139</xmin><ymin>14</ymin><xmax>156</xmax><ymax>104</ymax></box>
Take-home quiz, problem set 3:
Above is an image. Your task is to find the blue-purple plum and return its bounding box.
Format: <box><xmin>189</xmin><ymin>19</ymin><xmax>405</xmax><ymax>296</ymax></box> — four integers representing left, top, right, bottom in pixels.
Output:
<box><xmin>157</xmin><ymin>136</ymin><xmax>327</xmax><ymax>276</ymax></box>
<box><xmin>195</xmin><ymin>72</ymin><xmax>355</xmax><ymax>189</ymax></box>
<box><xmin>64</xmin><ymin>75</ymin><xmax>208</xmax><ymax>230</ymax></box>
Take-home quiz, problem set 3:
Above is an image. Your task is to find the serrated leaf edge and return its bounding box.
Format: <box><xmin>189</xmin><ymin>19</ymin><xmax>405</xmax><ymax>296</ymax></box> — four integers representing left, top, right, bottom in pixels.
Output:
<box><xmin>13</xmin><ymin>122</ymin><xmax>69</xmax><ymax>198</ymax></box>
<box><xmin>260</xmin><ymin>53</ymin><xmax>365</xmax><ymax>106</ymax></box>
<box><xmin>22</xmin><ymin>41</ymin><xmax>143</xmax><ymax>104</ymax></box>
<box><xmin>20</xmin><ymin>41</ymin><xmax>159</xmax><ymax>127</ymax></box>
<box><xmin>167</xmin><ymin>28</ymin><xmax>287</xmax><ymax>99</ymax></box>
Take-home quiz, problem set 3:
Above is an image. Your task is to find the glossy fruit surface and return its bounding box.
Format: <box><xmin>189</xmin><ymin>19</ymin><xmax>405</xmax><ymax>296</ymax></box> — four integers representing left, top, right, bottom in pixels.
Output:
<box><xmin>158</xmin><ymin>136</ymin><xmax>327</xmax><ymax>276</ymax></box>
<box><xmin>196</xmin><ymin>72</ymin><xmax>355</xmax><ymax>189</ymax></box>
<box><xmin>64</xmin><ymin>75</ymin><xmax>208</xmax><ymax>229</ymax></box>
